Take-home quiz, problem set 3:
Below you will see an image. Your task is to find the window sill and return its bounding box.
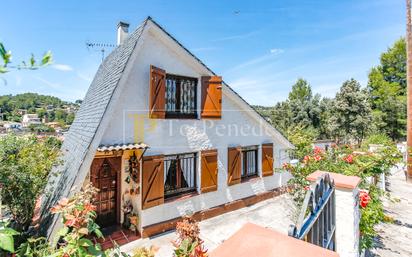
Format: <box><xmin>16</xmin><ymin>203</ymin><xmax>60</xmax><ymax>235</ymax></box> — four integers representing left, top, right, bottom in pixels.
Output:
<box><xmin>165</xmin><ymin>113</ymin><xmax>198</xmax><ymax>119</ymax></box>
<box><xmin>164</xmin><ymin>191</ymin><xmax>199</xmax><ymax>204</ymax></box>
<box><xmin>241</xmin><ymin>175</ymin><xmax>260</xmax><ymax>183</ymax></box>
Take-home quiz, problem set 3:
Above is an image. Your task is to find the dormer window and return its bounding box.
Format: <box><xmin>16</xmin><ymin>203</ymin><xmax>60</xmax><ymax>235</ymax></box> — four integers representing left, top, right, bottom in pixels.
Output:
<box><xmin>149</xmin><ymin>65</ymin><xmax>221</xmax><ymax>120</ymax></box>
<box><xmin>165</xmin><ymin>74</ymin><xmax>197</xmax><ymax>118</ymax></box>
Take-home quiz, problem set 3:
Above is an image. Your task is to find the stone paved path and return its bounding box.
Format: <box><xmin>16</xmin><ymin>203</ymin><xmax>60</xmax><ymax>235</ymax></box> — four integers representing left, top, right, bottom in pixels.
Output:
<box><xmin>367</xmin><ymin>165</ymin><xmax>412</xmax><ymax>256</ymax></box>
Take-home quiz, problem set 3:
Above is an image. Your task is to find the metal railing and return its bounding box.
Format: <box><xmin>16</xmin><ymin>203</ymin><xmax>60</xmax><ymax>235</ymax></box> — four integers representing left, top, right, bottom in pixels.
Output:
<box><xmin>288</xmin><ymin>173</ymin><xmax>336</xmax><ymax>251</ymax></box>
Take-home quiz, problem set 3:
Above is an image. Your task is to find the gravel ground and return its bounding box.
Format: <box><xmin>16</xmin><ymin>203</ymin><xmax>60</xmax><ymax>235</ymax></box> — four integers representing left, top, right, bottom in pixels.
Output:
<box><xmin>367</xmin><ymin>165</ymin><xmax>412</xmax><ymax>257</ymax></box>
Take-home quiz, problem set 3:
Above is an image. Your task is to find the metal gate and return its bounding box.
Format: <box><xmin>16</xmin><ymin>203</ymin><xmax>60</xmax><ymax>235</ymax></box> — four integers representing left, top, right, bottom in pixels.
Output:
<box><xmin>288</xmin><ymin>173</ymin><xmax>336</xmax><ymax>251</ymax></box>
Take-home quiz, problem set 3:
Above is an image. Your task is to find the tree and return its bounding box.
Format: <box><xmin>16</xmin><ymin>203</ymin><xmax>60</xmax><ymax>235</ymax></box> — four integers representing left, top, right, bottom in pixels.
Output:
<box><xmin>288</xmin><ymin>79</ymin><xmax>321</xmax><ymax>129</ymax></box>
<box><xmin>331</xmin><ymin>79</ymin><xmax>372</xmax><ymax>144</ymax></box>
<box><xmin>368</xmin><ymin>38</ymin><xmax>407</xmax><ymax>140</ymax></box>
<box><xmin>0</xmin><ymin>135</ymin><xmax>60</xmax><ymax>230</ymax></box>
<box><xmin>406</xmin><ymin>0</ymin><xmax>412</xmax><ymax>180</ymax></box>
<box><xmin>318</xmin><ymin>97</ymin><xmax>334</xmax><ymax>139</ymax></box>
<box><xmin>270</xmin><ymin>101</ymin><xmax>292</xmax><ymax>134</ymax></box>
<box><xmin>66</xmin><ymin>112</ymin><xmax>75</xmax><ymax>125</ymax></box>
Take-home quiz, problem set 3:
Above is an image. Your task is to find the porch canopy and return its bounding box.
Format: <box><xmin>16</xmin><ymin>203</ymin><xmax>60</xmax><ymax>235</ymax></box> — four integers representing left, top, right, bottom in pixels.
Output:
<box><xmin>96</xmin><ymin>142</ymin><xmax>149</xmax><ymax>152</ymax></box>
<box><xmin>210</xmin><ymin>223</ymin><xmax>339</xmax><ymax>257</ymax></box>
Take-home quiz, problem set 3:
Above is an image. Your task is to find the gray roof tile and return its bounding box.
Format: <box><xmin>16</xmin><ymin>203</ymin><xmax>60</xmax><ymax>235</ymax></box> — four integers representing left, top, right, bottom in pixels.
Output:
<box><xmin>39</xmin><ymin>18</ymin><xmax>148</xmax><ymax>236</ymax></box>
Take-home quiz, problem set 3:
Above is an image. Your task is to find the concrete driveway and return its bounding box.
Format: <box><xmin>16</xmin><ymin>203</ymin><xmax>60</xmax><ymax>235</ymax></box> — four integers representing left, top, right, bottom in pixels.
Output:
<box><xmin>120</xmin><ymin>194</ymin><xmax>296</xmax><ymax>256</ymax></box>
<box><xmin>367</xmin><ymin>165</ymin><xmax>412</xmax><ymax>257</ymax></box>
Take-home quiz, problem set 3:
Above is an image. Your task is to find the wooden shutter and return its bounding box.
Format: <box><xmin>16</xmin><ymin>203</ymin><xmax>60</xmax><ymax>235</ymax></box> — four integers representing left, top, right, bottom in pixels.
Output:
<box><xmin>227</xmin><ymin>147</ymin><xmax>241</xmax><ymax>185</ymax></box>
<box><xmin>142</xmin><ymin>155</ymin><xmax>164</xmax><ymax>209</ymax></box>
<box><xmin>262</xmin><ymin>143</ymin><xmax>274</xmax><ymax>177</ymax></box>
<box><xmin>201</xmin><ymin>149</ymin><xmax>218</xmax><ymax>193</ymax></box>
<box><xmin>149</xmin><ymin>65</ymin><xmax>166</xmax><ymax>119</ymax></box>
<box><xmin>201</xmin><ymin>76</ymin><xmax>222</xmax><ymax>119</ymax></box>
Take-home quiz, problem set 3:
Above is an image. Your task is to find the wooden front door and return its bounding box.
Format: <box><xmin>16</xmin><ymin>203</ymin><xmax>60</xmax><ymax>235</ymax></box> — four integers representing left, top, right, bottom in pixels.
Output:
<box><xmin>90</xmin><ymin>157</ymin><xmax>121</xmax><ymax>227</ymax></box>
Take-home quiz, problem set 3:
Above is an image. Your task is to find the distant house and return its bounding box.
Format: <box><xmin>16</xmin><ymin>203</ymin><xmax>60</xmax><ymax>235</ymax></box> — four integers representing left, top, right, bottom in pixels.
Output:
<box><xmin>22</xmin><ymin>114</ymin><xmax>41</xmax><ymax>127</ymax></box>
<box><xmin>4</xmin><ymin>122</ymin><xmax>23</xmax><ymax>131</ymax></box>
<box><xmin>314</xmin><ymin>139</ymin><xmax>335</xmax><ymax>151</ymax></box>
<box><xmin>46</xmin><ymin>122</ymin><xmax>61</xmax><ymax>129</ymax></box>
<box><xmin>40</xmin><ymin>17</ymin><xmax>293</xmax><ymax>244</ymax></box>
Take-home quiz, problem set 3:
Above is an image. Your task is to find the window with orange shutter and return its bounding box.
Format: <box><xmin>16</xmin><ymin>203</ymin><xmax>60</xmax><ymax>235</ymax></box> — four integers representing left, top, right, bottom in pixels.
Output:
<box><xmin>201</xmin><ymin>76</ymin><xmax>222</xmax><ymax>119</ymax></box>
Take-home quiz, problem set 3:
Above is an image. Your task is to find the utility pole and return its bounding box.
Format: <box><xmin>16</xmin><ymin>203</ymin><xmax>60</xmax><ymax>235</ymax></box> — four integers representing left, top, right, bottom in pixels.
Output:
<box><xmin>406</xmin><ymin>0</ymin><xmax>412</xmax><ymax>181</ymax></box>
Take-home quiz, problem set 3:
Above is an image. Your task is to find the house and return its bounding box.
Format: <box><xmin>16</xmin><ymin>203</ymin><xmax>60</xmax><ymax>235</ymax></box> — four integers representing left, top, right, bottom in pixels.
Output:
<box><xmin>4</xmin><ymin>122</ymin><xmax>23</xmax><ymax>131</ymax></box>
<box><xmin>22</xmin><ymin>114</ymin><xmax>41</xmax><ymax>127</ymax></box>
<box><xmin>46</xmin><ymin>122</ymin><xmax>62</xmax><ymax>129</ymax></box>
<box><xmin>313</xmin><ymin>139</ymin><xmax>335</xmax><ymax>151</ymax></box>
<box><xmin>40</xmin><ymin>17</ymin><xmax>293</xmax><ymax>243</ymax></box>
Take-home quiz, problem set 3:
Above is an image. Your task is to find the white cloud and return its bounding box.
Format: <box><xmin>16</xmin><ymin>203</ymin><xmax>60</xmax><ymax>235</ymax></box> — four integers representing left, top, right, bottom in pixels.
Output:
<box><xmin>191</xmin><ymin>47</ymin><xmax>218</xmax><ymax>52</ymax></box>
<box><xmin>33</xmin><ymin>76</ymin><xmax>62</xmax><ymax>89</ymax></box>
<box><xmin>52</xmin><ymin>64</ymin><xmax>73</xmax><ymax>72</ymax></box>
<box><xmin>270</xmin><ymin>48</ymin><xmax>284</xmax><ymax>55</ymax></box>
<box><xmin>77</xmin><ymin>72</ymin><xmax>92</xmax><ymax>83</ymax></box>
<box><xmin>212</xmin><ymin>30</ymin><xmax>260</xmax><ymax>42</ymax></box>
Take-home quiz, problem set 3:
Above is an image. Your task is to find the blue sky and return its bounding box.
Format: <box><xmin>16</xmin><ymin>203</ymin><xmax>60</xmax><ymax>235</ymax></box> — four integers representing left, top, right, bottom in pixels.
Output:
<box><xmin>0</xmin><ymin>0</ymin><xmax>405</xmax><ymax>106</ymax></box>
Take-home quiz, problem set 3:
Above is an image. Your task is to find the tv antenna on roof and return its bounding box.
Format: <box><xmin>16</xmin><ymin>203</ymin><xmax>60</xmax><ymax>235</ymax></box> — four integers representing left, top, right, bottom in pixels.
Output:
<box><xmin>85</xmin><ymin>41</ymin><xmax>116</xmax><ymax>62</ymax></box>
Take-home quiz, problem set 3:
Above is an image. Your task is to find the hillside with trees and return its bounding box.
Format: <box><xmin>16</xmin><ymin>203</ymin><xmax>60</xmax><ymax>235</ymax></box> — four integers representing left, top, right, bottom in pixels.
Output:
<box><xmin>255</xmin><ymin>38</ymin><xmax>406</xmax><ymax>144</ymax></box>
<box><xmin>0</xmin><ymin>93</ymin><xmax>81</xmax><ymax>125</ymax></box>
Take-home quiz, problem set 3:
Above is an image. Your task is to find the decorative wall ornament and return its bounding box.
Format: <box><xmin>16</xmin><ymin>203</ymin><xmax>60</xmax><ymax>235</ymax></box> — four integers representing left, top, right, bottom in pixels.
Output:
<box><xmin>129</xmin><ymin>152</ymin><xmax>140</xmax><ymax>183</ymax></box>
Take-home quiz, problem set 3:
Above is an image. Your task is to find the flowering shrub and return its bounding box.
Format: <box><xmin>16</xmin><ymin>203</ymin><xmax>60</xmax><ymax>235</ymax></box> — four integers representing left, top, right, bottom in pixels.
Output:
<box><xmin>50</xmin><ymin>183</ymin><xmax>106</xmax><ymax>257</ymax></box>
<box><xmin>359</xmin><ymin>187</ymin><xmax>384</xmax><ymax>250</ymax></box>
<box><xmin>284</xmin><ymin>136</ymin><xmax>402</xmax><ymax>251</ymax></box>
<box><xmin>173</xmin><ymin>217</ymin><xmax>208</xmax><ymax>257</ymax></box>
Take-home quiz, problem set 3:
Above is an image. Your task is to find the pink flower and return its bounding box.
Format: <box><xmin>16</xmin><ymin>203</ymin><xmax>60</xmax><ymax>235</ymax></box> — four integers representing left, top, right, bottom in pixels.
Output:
<box><xmin>303</xmin><ymin>155</ymin><xmax>311</xmax><ymax>163</ymax></box>
<box><xmin>304</xmin><ymin>186</ymin><xmax>310</xmax><ymax>191</ymax></box>
<box><xmin>314</xmin><ymin>155</ymin><xmax>322</xmax><ymax>161</ymax></box>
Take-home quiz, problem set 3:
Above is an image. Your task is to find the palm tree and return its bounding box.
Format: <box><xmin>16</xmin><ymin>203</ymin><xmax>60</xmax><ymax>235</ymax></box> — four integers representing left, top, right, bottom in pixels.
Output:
<box><xmin>407</xmin><ymin>0</ymin><xmax>412</xmax><ymax>181</ymax></box>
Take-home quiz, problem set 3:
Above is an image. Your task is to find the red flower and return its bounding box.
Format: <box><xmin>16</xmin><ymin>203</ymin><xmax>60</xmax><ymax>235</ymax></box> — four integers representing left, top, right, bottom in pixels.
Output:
<box><xmin>313</xmin><ymin>146</ymin><xmax>323</xmax><ymax>155</ymax></box>
<box><xmin>304</xmin><ymin>186</ymin><xmax>310</xmax><ymax>191</ymax></box>
<box><xmin>314</xmin><ymin>155</ymin><xmax>322</xmax><ymax>161</ymax></box>
<box><xmin>359</xmin><ymin>190</ymin><xmax>371</xmax><ymax>208</ymax></box>
<box><xmin>343</xmin><ymin>154</ymin><xmax>354</xmax><ymax>164</ymax></box>
<box><xmin>303</xmin><ymin>155</ymin><xmax>311</xmax><ymax>163</ymax></box>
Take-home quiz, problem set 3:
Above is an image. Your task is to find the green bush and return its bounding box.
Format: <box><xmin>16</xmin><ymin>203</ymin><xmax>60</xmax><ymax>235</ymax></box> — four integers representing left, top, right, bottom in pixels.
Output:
<box><xmin>0</xmin><ymin>134</ymin><xmax>60</xmax><ymax>230</ymax></box>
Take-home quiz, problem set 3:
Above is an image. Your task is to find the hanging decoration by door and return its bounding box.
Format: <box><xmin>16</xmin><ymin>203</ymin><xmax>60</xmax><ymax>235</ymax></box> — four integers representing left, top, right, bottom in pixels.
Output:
<box><xmin>129</xmin><ymin>152</ymin><xmax>140</xmax><ymax>183</ymax></box>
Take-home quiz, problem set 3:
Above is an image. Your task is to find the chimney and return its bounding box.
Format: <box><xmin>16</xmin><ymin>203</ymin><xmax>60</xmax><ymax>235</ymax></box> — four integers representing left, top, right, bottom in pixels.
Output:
<box><xmin>117</xmin><ymin>21</ymin><xmax>129</xmax><ymax>45</ymax></box>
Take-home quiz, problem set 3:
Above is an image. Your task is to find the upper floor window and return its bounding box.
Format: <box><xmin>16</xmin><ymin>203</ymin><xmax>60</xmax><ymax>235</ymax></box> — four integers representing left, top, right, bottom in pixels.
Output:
<box><xmin>165</xmin><ymin>74</ymin><xmax>197</xmax><ymax>118</ymax></box>
<box><xmin>241</xmin><ymin>146</ymin><xmax>258</xmax><ymax>179</ymax></box>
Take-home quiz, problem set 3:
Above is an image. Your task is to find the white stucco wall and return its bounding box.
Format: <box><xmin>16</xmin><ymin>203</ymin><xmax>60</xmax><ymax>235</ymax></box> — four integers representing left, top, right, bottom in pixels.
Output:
<box><xmin>335</xmin><ymin>188</ymin><xmax>360</xmax><ymax>257</ymax></box>
<box><xmin>99</xmin><ymin>23</ymin><xmax>292</xmax><ymax>227</ymax></box>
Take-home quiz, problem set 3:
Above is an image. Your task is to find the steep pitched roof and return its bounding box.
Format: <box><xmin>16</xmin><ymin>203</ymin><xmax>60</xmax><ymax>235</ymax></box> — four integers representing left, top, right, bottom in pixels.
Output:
<box><xmin>40</xmin><ymin>16</ymin><xmax>293</xmax><ymax>237</ymax></box>
<box><xmin>39</xmin><ymin>18</ymin><xmax>149</xmax><ymax>236</ymax></box>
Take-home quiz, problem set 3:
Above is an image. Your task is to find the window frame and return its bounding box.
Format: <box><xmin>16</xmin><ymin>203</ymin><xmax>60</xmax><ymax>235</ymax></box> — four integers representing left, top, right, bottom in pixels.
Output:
<box><xmin>165</xmin><ymin>74</ymin><xmax>198</xmax><ymax>119</ymax></box>
<box><xmin>241</xmin><ymin>146</ymin><xmax>259</xmax><ymax>180</ymax></box>
<box><xmin>163</xmin><ymin>152</ymin><xmax>198</xmax><ymax>199</ymax></box>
